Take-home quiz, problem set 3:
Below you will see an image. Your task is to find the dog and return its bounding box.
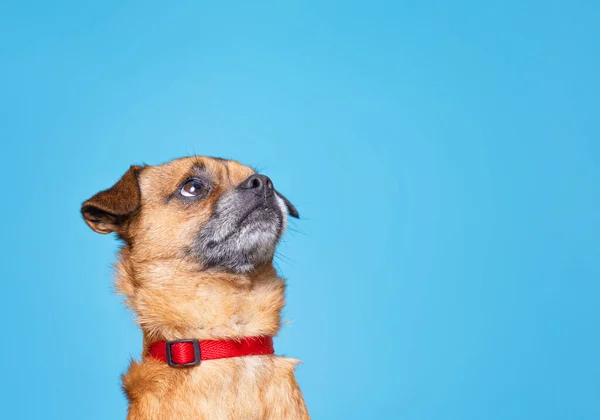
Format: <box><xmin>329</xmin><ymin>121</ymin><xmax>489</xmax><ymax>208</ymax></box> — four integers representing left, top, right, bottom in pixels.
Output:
<box><xmin>81</xmin><ymin>156</ymin><xmax>310</xmax><ymax>419</ymax></box>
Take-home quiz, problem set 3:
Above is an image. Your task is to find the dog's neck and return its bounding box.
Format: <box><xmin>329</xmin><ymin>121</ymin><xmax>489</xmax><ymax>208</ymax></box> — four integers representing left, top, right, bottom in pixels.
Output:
<box><xmin>115</xmin><ymin>246</ymin><xmax>285</xmax><ymax>344</ymax></box>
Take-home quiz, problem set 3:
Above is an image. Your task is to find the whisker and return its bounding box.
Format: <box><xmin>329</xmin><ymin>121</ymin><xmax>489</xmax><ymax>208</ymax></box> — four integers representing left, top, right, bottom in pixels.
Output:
<box><xmin>273</xmin><ymin>259</ymin><xmax>285</xmax><ymax>276</ymax></box>
<box><xmin>170</xmin><ymin>255</ymin><xmax>187</xmax><ymax>283</ymax></box>
<box><xmin>275</xmin><ymin>251</ymin><xmax>297</xmax><ymax>266</ymax></box>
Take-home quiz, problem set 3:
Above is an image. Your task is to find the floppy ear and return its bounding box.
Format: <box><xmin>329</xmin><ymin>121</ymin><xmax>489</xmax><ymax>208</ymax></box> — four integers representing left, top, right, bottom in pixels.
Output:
<box><xmin>277</xmin><ymin>192</ymin><xmax>299</xmax><ymax>218</ymax></box>
<box><xmin>81</xmin><ymin>165</ymin><xmax>143</xmax><ymax>234</ymax></box>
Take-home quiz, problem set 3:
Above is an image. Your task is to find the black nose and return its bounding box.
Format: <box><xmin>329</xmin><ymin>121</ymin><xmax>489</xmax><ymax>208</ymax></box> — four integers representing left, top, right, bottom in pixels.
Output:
<box><xmin>239</xmin><ymin>174</ymin><xmax>274</xmax><ymax>192</ymax></box>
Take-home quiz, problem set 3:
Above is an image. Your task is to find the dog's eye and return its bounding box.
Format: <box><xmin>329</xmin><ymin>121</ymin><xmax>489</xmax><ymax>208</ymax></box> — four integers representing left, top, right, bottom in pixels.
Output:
<box><xmin>181</xmin><ymin>180</ymin><xmax>204</xmax><ymax>197</ymax></box>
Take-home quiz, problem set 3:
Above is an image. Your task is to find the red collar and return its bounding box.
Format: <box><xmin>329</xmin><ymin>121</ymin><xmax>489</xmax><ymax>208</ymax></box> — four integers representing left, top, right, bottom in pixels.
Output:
<box><xmin>147</xmin><ymin>336</ymin><xmax>274</xmax><ymax>367</ymax></box>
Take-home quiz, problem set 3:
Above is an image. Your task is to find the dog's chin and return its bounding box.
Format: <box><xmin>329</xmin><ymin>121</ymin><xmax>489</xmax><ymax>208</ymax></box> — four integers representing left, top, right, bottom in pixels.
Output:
<box><xmin>196</xmin><ymin>206</ymin><xmax>285</xmax><ymax>273</ymax></box>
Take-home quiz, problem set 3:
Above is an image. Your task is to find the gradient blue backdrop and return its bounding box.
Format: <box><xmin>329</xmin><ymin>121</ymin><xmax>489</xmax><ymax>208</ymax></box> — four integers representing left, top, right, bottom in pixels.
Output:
<box><xmin>1</xmin><ymin>1</ymin><xmax>598</xmax><ymax>419</ymax></box>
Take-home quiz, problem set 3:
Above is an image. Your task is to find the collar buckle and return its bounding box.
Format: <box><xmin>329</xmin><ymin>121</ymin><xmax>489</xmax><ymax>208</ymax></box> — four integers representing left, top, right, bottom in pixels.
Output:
<box><xmin>165</xmin><ymin>339</ymin><xmax>201</xmax><ymax>367</ymax></box>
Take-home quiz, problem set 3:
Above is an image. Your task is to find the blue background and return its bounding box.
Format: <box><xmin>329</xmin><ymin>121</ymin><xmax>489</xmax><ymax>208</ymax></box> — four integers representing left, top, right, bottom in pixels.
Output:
<box><xmin>1</xmin><ymin>1</ymin><xmax>598</xmax><ymax>419</ymax></box>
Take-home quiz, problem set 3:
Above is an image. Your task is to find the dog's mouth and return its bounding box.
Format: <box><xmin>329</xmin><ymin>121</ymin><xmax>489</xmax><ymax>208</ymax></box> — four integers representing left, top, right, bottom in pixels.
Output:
<box><xmin>204</xmin><ymin>208</ymin><xmax>279</xmax><ymax>251</ymax></box>
<box><xmin>237</xmin><ymin>202</ymin><xmax>269</xmax><ymax>225</ymax></box>
<box><xmin>238</xmin><ymin>200</ymin><xmax>282</xmax><ymax>227</ymax></box>
<box><xmin>194</xmin><ymin>191</ymin><xmax>287</xmax><ymax>272</ymax></box>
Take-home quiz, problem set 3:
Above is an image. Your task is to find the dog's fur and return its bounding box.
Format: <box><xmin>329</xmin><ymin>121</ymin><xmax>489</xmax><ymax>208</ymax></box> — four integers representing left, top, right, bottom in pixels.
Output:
<box><xmin>81</xmin><ymin>156</ymin><xmax>309</xmax><ymax>419</ymax></box>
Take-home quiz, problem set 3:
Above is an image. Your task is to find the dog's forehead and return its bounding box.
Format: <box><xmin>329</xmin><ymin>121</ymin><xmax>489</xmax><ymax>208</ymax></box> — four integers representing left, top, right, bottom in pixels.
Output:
<box><xmin>139</xmin><ymin>156</ymin><xmax>255</xmax><ymax>195</ymax></box>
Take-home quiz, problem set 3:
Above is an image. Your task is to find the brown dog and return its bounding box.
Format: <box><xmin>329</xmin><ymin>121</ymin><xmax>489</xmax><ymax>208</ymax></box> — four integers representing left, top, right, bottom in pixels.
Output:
<box><xmin>81</xmin><ymin>156</ymin><xmax>310</xmax><ymax>419</ymax></box>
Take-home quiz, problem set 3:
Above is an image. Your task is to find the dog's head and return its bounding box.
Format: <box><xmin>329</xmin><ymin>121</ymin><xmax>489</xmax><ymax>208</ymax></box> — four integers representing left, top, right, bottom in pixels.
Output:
<box><xmin>81</xmin><ymin>156</ymin><xmax>298</xmax><ymax>273</ymax></box>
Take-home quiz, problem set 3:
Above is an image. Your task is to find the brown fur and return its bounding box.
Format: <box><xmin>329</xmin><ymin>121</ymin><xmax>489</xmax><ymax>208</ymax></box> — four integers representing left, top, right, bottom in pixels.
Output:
<box><xmin>82</xmin><ymin>157</ymin><xmax>309</xmax><ymax>419</ymax></box>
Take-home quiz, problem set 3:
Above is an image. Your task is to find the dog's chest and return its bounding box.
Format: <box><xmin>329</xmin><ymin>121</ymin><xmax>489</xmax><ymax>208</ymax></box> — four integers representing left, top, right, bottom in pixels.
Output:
<box><xmin>125</xmin><ymin>355</ymin><xmax>308</xmax><ymax>420</ymax></box>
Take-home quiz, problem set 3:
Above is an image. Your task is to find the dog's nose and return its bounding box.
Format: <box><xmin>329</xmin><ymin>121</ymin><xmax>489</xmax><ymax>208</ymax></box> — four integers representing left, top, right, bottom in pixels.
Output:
<box><xmin>239</xmin><ymin>174</ymin><xmax>274</xmax><ymax>192</ymax></box>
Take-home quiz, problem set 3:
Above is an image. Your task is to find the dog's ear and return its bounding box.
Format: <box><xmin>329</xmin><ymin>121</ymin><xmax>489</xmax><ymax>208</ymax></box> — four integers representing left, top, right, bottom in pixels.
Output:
<box><xmin>277</xmin><ymin>193</ymin><xmax>299</xmax><ymax>219</ymax></box>
<box><xmin>81</xmin><ymin>165</ymin><xmax>144</xmax><ymax>234</ymax></box>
